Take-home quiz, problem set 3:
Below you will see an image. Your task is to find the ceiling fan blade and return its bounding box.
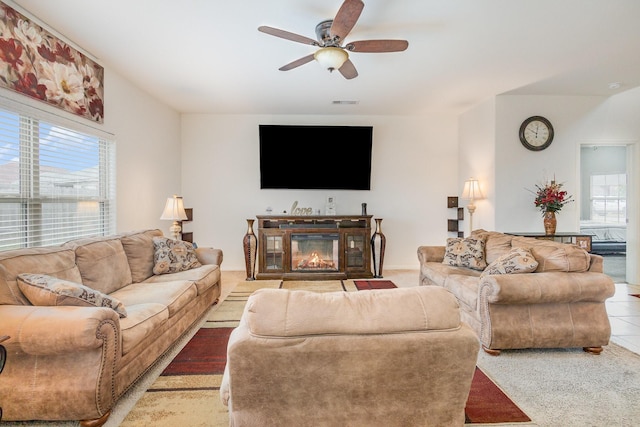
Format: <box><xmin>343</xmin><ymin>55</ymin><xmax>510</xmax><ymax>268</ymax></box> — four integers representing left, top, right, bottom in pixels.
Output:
<box><xmin>258</xmin><ymin>26</ymin><xmax>318</xmax><ymax>46</ymax></box>
<box><xmin>330</xmin><ymin>0</ymin><xmax>364</xmax><ymax>41</ymax></box>
<box><xmin>279</xmin><ymin>54</ymin><xmax>316</xmax><ymax>71</ymax></box>
<box><xmin>346</xmin><ymin>39</ymin><xmax>409</xmax><ymax>53</ymax></box>
<box><xmin>338</xmin><ymin>59</ymin><xmax>358</xmax><ymax>79</ymax></box>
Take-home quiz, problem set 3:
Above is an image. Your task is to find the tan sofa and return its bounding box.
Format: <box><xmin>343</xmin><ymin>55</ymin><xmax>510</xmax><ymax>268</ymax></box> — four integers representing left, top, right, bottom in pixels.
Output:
<box><xmin>418</xmin><ymin>230</ymin><xmax>615</xmax><ymax>355</ymax></box>
<box><xmin>0</xmin><ymin>229</ymin><xmax>222</xmax><ymax>426</ymax></box>
<box><xmin>221</xmin><ymin>286</ymin><xmax>480</xmax><ymax>427</ymax></box>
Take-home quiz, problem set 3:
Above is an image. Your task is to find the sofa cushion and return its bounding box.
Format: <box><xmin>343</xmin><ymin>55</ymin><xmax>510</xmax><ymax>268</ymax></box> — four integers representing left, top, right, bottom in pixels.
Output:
<box><xmin>17</xmin><ymin>273</ymin><xmax>127</xmax><ymax>318</ymax></box>
<box><xmin>118</xmin><ymin>303</ymin><xmax>169</xmax><ymax>355</ymax></box>
<box><xmin>471</xmin><ymin>229</ymin><xmax>514</xmax><ymax>264</ymax></box>
<box><xmin>481</xmin><ymin>247</ymin><xmax>538</xmax><ymax>277</ymax></box>
<box><xmin>511</xmin><ymin>236</ymin><xmax>590</xmax><ymax>273</ymax></box>
<box><xmin>152</xmin><ymin>237</ymin><xmax>202</xmax><ymax>275</ymax></box>
<box><xmin>0</xmin><ymin>246</ymin><xmax>82</xmax><ymax>305</ymax></box>
<box><xmin>110</xmin><ymin>280</ymin><xmax>197</xmax><ymax>318</ymax></box>
<box><xmin>72</xmin><ymin>238</ymin><xmax>133</xmax><ymax>294</ymax></box>
<box><xmin>444</xmin><ymin>274</ymin><xmax>479</xmax><ymax>313</ymax></box>
<box><xmin>143</xmin><ymin>264</ymin><xmax>220</xmax><ymax>295</ymax></box>
<box><xmin>421</xmin><ymin>262</ymin><xmax>481</xmax><ymax>287</ymax></box>
<box><xmin>121</xmin><ymin>229</ymin><xmax>164</xmax><ymax>283</ymax></box>
<box><xmin>443</xmin><ymin>237</ymin><xmax>487</xmax><ymax>271</ymax></box>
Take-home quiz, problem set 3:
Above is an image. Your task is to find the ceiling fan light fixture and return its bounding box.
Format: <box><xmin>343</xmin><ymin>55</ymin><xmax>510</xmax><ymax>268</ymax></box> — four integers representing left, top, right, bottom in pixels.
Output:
<box><xmin>314</xmin><ymin>47</ymin><xmax>348</xmax><ymax>72</ymax></box>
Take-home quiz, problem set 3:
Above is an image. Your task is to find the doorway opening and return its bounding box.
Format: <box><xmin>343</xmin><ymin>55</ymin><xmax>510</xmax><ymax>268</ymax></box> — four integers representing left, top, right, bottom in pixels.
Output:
<box><xmin>580</xmin><ymin>145</ymin><xmax>627</xmax><ymax>282</ymax></box>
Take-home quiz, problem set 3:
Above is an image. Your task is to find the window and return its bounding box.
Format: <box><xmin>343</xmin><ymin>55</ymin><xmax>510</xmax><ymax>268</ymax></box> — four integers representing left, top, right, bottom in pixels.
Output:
<box><xmin>0</xmin><ymin>107</ymin><xmax>115</xmax><ymax>249</ymax></box>
<box><xmin>590</xmin><ymin>173</ymin><xmax>626</xmax><ymax>224</ymax></box>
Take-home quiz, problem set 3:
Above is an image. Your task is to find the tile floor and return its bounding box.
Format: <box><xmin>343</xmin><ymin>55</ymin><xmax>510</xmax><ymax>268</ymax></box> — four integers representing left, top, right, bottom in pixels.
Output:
<box><xmin>223</xmin><ymin>264</ymin><xmax>640</xmax><ymax>355</ymax></box>
<box><xmin>607</xmin><ymin>282</ymin><xmax>640</xmax><ymax>354</ymax></box>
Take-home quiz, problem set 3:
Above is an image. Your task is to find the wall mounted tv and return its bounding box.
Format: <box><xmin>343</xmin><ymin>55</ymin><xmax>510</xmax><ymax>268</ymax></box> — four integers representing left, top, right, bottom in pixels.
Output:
<box><xmin>259</xmin><ymin>125</ymin><xmax>373</xmax><ymax>190</ymax></box>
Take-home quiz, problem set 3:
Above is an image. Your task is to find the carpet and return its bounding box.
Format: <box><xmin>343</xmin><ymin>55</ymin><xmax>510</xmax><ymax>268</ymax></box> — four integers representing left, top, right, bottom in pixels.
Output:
<box><xmin>280</xmin><ymin>279</ymin><xmax>344</xmax><ymax>292</ymax></box>
<box><xmin>122</xmin><ymin>280</ymin><xmax>530</xmax><ymax>426</ymax></box>
<box><xmin>353</xmin><ymin>279</ymin><xmax>398</xmax><ymax>290</ymax></box>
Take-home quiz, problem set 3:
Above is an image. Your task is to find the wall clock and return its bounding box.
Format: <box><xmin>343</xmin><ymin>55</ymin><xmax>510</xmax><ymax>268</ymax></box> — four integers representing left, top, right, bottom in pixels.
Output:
<box><xmin>519</xmin><ymin>116</ymin><xmax>554</xmax><ymax>151</ymax></box>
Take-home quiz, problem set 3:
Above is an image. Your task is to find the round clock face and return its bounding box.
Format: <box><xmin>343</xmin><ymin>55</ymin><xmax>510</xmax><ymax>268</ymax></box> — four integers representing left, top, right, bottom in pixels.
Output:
<box><xmin>519</xmin><ymin>116</ymin><xmax>554</xmax><ymax>151</ymax></box>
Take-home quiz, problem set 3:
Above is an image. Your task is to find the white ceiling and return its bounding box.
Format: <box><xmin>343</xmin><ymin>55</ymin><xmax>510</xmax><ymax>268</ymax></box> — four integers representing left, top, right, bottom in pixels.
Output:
<box><xmin>11</xmin><ymin>0</ymin><xmax>640</xmax><ymax>116</ymax></box>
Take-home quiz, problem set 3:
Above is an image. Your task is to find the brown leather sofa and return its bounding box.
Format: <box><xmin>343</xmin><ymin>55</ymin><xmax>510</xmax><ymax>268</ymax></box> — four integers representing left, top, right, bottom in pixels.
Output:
<box><xmin>0</xmin><ymin>229</ymin><xmax>222</xmax><ymax>426</ymax></box>
<box><xmin>418</xmin><ymin>229</ymin><xmax>615</xmax><ymax>355</ymax></box>
<box><xmin>221</xmin><ymin>286</ymin><xmax>479</xmax><ymax>427</ymax></box>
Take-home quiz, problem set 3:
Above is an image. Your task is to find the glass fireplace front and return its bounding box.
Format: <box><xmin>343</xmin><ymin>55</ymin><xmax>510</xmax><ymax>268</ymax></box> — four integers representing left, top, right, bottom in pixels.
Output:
<box><xmin>291</xmin><ymin>233</ymin><xmax>339</xmax><ymax>272</ymax></box>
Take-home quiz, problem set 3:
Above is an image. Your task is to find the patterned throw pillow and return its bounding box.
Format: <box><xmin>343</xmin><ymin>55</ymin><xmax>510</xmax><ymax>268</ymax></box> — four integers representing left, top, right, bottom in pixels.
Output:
<box><xmin>152</xmin><ymin>237</ymin><xmax>202</xmax><ymax>275</ymax></box>
<box><xmin>481</xmin><ymin>247</ymin><xmax>539</xmax><ymax>277</ymax></box>
<box><xmin>442</xmin><ymin>237</ymin><xmax>487</xmax><ymax>271</ymax></box>
<box><xmin>17</xmin><ymin>273</ymin><xmax>127</xmax><ymax>317</ymax></box>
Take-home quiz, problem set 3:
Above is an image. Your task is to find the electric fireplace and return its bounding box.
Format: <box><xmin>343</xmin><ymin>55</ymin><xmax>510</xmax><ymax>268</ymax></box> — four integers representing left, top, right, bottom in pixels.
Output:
<box><xmin>291</xmin><ymin>233</ymin><xmax>339</xmax><ymax>272</ymax></box>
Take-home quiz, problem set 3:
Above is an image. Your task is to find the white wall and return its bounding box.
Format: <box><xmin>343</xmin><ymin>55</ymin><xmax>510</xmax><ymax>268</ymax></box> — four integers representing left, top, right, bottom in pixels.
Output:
<box><xmin>102</xmin><ymin>71</ymin><xmax>182</xmax><ymax>233</ymax></box>
<box><xmin>181</xmin><ymin>114</ymin><xmax>459</xmax><ymax>271</ymax></box>
<box><xmin>458</xmin><ymin>98</ymin><xmax>496</xmax><ymax>234</ymax></box>
<box><xmin>493</xmin><ymin>95</ymin><xmax>608</xmax><ymax>233</ymax></box>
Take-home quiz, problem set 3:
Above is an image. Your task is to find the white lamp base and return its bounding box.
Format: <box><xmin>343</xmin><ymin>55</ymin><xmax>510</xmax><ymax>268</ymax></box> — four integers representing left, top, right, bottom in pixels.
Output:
<box><xmin>169</xmin><ymin>221</ymin><xmax>182</xmax><ymax>240</ymax></box>
<box><xmin>467</xmin><ymin>202</ymin><xmax>476</xmax><ymax>235</ymax></box>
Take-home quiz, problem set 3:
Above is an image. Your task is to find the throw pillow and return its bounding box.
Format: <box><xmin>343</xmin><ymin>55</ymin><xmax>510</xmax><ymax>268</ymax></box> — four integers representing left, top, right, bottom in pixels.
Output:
<box><xmin>481</xmin><ymin>247</ymin><xmax>539</xmax><ymax>277</ymax></box>
<box><xmin>442</xmin><ymin>237</ymin><xmax>487</xmax><ymax>270</ymax></box>
<box><xmin>17</xmin><ymin>273</ymin><xmax>127</xmax><ymax>318</ymax></box>
<box><xmin>152</xmin><ymin>237</ymin><xmax>202</xmax><ymax>275</ymax></box>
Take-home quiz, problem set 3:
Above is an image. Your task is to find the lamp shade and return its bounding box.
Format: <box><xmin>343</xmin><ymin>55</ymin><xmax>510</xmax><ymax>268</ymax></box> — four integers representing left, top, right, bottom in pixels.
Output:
<box><xmin>461</xmin><ymin>178</ymin><xmax>483</xmax><ymax>200</ymax></box>
<box><xmin>160</xmin><ymin>195</ymin><xmax>188</xmax><ymax>221</ymax></box>
<box><xmin>314</xmin><ymin>47</ymin><xmax>348</xmax><ymax>72</ymax></box>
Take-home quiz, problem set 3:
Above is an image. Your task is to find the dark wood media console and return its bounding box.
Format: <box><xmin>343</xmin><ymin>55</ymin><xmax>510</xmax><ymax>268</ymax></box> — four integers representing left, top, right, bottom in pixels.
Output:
<box><xmin>256</xmin><ymin>215</ymin><xmax>374</xmax><ymax>280</ymax></box>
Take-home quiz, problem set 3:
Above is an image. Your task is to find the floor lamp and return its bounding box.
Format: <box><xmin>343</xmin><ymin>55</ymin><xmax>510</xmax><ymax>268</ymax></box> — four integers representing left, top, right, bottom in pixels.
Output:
<box><xmin>461</xmin><ymin>178</ymin><xmax>483</xmax><ymax>235</ymax></box>
<box><xmin>160</xmin><ymin>195</ymin><xmax>188</xmax><ymax>240</ymax></box>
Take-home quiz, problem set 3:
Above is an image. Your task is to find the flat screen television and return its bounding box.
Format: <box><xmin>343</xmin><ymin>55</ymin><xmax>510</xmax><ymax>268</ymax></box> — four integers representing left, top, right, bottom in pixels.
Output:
<box><xmin>259</xmin><ymin>125</ymin><xmax>373</xmax><ymax>190</ymax></box>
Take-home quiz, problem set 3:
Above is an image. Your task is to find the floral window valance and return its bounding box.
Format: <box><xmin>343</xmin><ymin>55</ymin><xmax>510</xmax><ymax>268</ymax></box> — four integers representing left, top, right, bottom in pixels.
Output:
<box><xmin>0</xmin><ymin>1</ymin><xmax>104</xmax><ymax>123</ymax></box>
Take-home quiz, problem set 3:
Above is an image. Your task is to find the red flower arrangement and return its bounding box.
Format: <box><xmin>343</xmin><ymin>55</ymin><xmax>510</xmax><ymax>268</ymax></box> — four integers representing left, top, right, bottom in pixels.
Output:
<box><xmin>533</xmin><ymin>179</ymin><xmax>573</xmax><ymax>215</ymax></box>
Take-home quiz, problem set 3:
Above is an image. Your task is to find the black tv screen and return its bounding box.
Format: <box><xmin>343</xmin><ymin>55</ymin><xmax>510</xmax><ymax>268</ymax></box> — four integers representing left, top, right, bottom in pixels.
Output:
<box><xmin>259</xmin><ymin>125</ymin><xmax>373</xmax><ymax>190</ymax></box>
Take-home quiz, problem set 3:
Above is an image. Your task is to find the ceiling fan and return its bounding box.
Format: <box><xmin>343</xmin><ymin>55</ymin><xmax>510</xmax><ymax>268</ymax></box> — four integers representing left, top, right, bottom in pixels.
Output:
<box><xmin>258</xmin><ymin>0</ymin><xmax>409</xmax><ymax>79</ymax></box>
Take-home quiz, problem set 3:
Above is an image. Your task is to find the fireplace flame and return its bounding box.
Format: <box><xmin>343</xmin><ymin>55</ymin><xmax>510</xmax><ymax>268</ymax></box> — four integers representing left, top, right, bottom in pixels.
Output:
<box><xmin>296</xmin><ymin>251</ymin><xmax>335</xmax><ymax>269</ymax></box>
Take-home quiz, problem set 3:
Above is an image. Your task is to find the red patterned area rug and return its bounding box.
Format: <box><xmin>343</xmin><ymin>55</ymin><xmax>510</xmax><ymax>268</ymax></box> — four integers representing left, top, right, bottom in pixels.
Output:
<box><xmin>161</xmin><ymin>328</ymin><xmax>233</xmax><ymax>376</ymax></box>
<box><xmin>122</xmin><ymin>281</ymin><xmax>530</xmax><ymax>425</ymax></box>
<box><xmin>466</xmin><ymin>367</ymin><xmax>531</xmax><ymax>423</ymax></box>
<box><xmin>353</xmin><ymin>279</ymin><xmax>398</xmax><ymax>290</ymax></box>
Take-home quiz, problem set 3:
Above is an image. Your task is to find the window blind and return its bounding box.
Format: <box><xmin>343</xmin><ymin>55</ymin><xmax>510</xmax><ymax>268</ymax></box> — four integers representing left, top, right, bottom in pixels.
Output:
<box><xmin>0</xmin><ymin>106</ymin><xmax>115</xmax><ymax>249</ymax></box>
<box><xmin>590</xmin><ymin>173</ymin><xmax>627</xmax><ymax>224</ymax></box>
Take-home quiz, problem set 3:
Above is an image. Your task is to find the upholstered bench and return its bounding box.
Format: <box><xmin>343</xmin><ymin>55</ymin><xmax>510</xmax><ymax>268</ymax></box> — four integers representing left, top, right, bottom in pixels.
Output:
<box><xmin>221</xmin><ymin>286</ymin><xmax>479</xmax><ymax>426</ymax></box>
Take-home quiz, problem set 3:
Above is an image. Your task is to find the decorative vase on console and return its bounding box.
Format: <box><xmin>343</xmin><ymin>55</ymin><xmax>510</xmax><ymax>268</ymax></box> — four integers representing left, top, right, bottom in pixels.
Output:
<box><xmin>532</xmin><ymin>177</ymin><xmax>573</xmax><ymax>236</ymax></box>
<box><xmin>371</xmin><ymin>218</ymin><xmax>386</xmax><ymax>278</ymax></box>
<box><xmin>243</xmin><ymin>219</ymin><xmax>257</xmax><ymax>280</ymax></box>
<box><xmin>543</xmin><ymin>211</ymin><xmax>557</xmax><ymax>235</ymax></box>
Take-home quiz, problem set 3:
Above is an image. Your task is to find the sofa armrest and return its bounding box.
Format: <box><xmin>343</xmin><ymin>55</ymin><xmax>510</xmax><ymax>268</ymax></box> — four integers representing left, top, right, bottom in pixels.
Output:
<box><xmin>0</xmin><ymin>304</ymin><xmax>120</xmax><ymax>420</ymax></box>
<box><xmin>0</xmin><ymin>305</ymin><xmax>120</xmax><ymax>356</ymax></box>
<box><xmin>195</xmin><ymin>247</ymin><xmax>223</xmax><ymax>266</ymax></box>
<box><xmin>588</xmin><ymin>253</ymin><xmax>604</xmax><ymax>273</ymax></box>
<box><xmin>417</xmin><ymin>246</ymin><xmax>445</xmax><ymax>263</ymax></box>
<box><xmin>479</xmin><ymin>271</ymin><xmax>615</xmax><ymax>305</ymax></box>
